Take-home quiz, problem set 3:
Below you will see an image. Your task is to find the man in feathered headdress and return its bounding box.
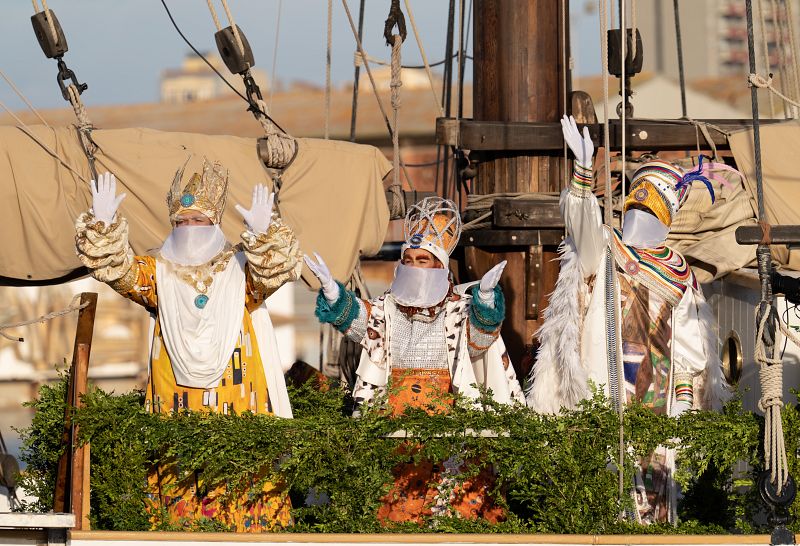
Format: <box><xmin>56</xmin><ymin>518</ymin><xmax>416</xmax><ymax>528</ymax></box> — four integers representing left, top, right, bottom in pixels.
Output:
<box><xmin>304</xmin><ymin>196</ymin><xmax>523</xmax><ymax>523</ymax></box>
<box><xmin>74</xmin><ymin>158</ymin><xmax>301</xmax><ymax>531</ymax></box>
<box><xmin>527</xmin><ymin>116</ymin><xmax>732</xmax><ymax>524</ymax></box>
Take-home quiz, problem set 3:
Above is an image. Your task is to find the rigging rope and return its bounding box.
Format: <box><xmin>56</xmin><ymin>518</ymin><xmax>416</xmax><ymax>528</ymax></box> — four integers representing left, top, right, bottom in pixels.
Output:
<box><xmin>562</xmin><ymin>0</ymin><xmax>569</xmax><ymax>189</ymax></box>
<box><xmin>757</xmin><ymin>0</ymin><xmax>776</xmax><ymax>118</ymax></box>
<box><xmin>0</xmin><ymin>67</ymin><xmax>50</xmax><ymax>127</ymax></box>
<box><xmin>770</xmin><ymin>0</ymin><xmax>792</xmax><ymax>118</ymax></box>
<box><xmin>159</xmin><ymin>0</ymin><xmax>287</xmax><ymax>133</ymax></box>
<box><xmin>220</xmin><ymin>0</ymin><xmax>246</xmax><ymax>59</ymax></box>
<box><xmin>600</xmin><ymin>0</ymin><xmax>612</xmax><ymax>226</ymax></box>
<box><xmin>388</xmin><ymin>33</ymin><xmax>406</xmax><ymax>218</ymax></box>
<box><xmin>0</xmin><ymin>294</ymin><xmax>88</xmax><ymax>343</ymax></box>
<box><xmin>354</xmin><ymin>51</ymin><xmax>469</xmax><ymax>70</ymax></box>
<box><xmin>269</xmin><ymin>0</ymin><xmax>283</xmax><ymax>111</ymax></box>
<box><xmin>32</xmin><ymin>0</ymin><xmax>58</xmax><ymax>46</ymax></box>
<box><xmin>205</xmin><ymin>0</ymin><xmax>222</xmax><ymax>30</ymax></box>
<box><xmin>325</xmin><ymin>0</ymin><xmax>333</xmax><ymax>140</ymax></box>
<box><xmin>673</xmin><ymin>0</ymin><xmax>688</xmax><ymax>119</ymax></box>
<box><xmin>620</xmin><ymin>0</ymin><xmax>627</xmax><ymax>230</ymax></box>
<box><xmin>745</xmin><ymin>0</ymin><xmax>790</xmax><ymax>496</ymax></box>
<box><xmin>599</xmin><ymin>0</ymin><xmax>626</xmax><ymax>514</ymax></box>
<box><xmin>402</xmin><ymin>0</ymin><xmax>444</xmax><ymax>116</ymax></box>
<box><xmin>783</xmin><ymin>0</ymin><xmax>800</xmax><ymax>117</ymax></box>
<box><xmin>749</xmin><ymin>73</ymin><xmax>800</xmax><ymax>109</ymax></box>
<box><xmin>348</xmin><ymin>0</ymin><xmax>366</xmax><ymax>142</ymax></box>
<box><xmin>340</xmin><ymin>0</ymin><xmax>414</xmax><ymax>202</ymax></box>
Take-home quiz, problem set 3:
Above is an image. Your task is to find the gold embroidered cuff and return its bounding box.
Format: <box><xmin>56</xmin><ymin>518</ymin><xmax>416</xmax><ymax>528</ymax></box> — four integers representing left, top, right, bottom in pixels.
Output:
<box><xmin>241</xmin><ymin>217</ymin><xmax>303</xmax><ymax>299</ymax></box>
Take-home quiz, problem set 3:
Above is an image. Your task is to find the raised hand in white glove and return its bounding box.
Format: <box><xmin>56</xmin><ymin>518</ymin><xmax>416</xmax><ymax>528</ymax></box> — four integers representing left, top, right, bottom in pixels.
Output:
<box><xmin>91</xmin><ymin>172</ymin><xmax>126</xmax><ymax>226</ymax></box>
<box><xmin>304</xmin><ymin>252</ymin><xmax>340</xmax><ymax>304</ymax></box>
<box><xmin>560</xmin><ymin>114</ymin><xmax>594</xmax><ymax>169</ymax></box>
<box><xmin>670</xmin><ymin>400</ymin><xmax>693</xmax><ymax>418</ymax></box>
<box><xmin>235</xmin><ymin>184</ymin><xmax>274</xmax><ymax>235</ymax></box>
<box><xmin>477</xmin><ymin>260</ymin><xmax>507</xmax><ymax>305</ymax></box>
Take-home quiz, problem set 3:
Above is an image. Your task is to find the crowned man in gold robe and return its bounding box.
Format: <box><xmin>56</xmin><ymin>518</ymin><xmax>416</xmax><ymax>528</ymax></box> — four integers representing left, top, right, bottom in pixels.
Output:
<box><xmin>75</xmin><ymin>159</ymin><xmax>302</xmax><ymax>531</ymax></box>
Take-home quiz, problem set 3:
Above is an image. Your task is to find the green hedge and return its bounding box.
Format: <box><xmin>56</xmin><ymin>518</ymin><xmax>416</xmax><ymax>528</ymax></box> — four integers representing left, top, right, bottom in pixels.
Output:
<box><xmin>15</xmin><ymin>377</ymin><xmax>800</xmax><ymax>534</ymax></box>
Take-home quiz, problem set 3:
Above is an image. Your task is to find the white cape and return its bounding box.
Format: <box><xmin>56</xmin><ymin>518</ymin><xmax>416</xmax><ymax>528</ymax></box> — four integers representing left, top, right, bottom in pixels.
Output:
<box><xmin>152</xmin><ymin>252</ymin><xmax>293</xmax><ymax>418</ymax></box>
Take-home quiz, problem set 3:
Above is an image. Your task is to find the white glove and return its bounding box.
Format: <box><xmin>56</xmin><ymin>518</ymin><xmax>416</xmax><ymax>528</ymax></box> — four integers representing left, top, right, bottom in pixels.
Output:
<box><xmin>235</xmin><ymin>184</ymin><xmax>274</xmax><ymax>235</ymax></box>
<box><xmin>560</xmin><ymin>114</ymin><xmax>594</xmax><ymax>169</ymax></box>
<box><xmin>670</xmin><ymin>400</ymin><xmax>693</xmax><ymax>418</ymax></box>
<box><xmin>90</xmin><ymin>172</ymin><xmax>126</xmax><ymax>225</ymax></box>
<box><xmin>304</xmin><ymin>252</ymin><xmax>340</xmax><ymax>304</ymax></box>
<box><xmin>478</xmin><ymin>260</ymin><xmax>507</xmax><ymax>305</ymax></box>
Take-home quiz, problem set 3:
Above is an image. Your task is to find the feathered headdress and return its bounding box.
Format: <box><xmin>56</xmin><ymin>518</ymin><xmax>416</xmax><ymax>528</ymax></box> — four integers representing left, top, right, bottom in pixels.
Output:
<box><xmin>624</xmin><ymin>156</ymin><xmax>741</xmax><ymax>227</ymax></box>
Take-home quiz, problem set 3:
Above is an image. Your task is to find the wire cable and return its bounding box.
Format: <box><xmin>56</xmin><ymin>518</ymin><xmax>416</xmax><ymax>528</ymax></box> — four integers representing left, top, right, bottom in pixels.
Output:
<box><xmin>158</xmin><ymin>0</ymin><xmax>287</xmax><ymax>134</ymax></box>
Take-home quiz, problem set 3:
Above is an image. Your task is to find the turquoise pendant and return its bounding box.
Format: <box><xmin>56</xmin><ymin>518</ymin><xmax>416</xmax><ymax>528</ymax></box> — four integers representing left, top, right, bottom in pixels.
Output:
<box><xmin>194</xmin><ymin>294</ymin><xmax>209</xmax><ymax>309</ymax></box>
<box><xmin>180</xmin><ymin>193</ymin><xmax>196</xmax><ymax>207</ymax></box>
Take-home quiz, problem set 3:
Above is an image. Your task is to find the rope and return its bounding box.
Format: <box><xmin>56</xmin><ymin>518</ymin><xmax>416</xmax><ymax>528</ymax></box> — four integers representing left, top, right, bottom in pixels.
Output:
<box><xmin>757</xmin><ymin>0</ymin><xmax>776</xmax><ymax>118</ymax></box>
<box><xmin>341</xmin><ymin>0</ymin><xmax>414</xmax><ymax>198</ymax></box>
<box><xmin>0</xmin><ymin>68</ymin><xmax>50</xmax><ymax>127</ymax></box>
<box><xmin>620</xmin><ymin>0</ymin><xmax>627</xmax><ymax>230</ymax></box>
<box><xmin>0</xmin><ymin>98</ymin><xmax>88</xmax><ymax>183</ymax></box>
<box><xmin>770</xmin><ymin>0</ymin><xmax>792</xmax><ymax>118</ymax></box>
<box><xmin>388</xmin><ymin>34</ymin><xmax>405</xmax><ymax>219</ymax></box>
<box><xmin>269</xmin><ymin>0</ymin><xmax>283</xmax><ymax>111</ymax></box>
<box><xmin>0</xmin><ymin>295</ymin><xmax>88</xmax><ymax>343</ymax></box>
<box><xmin>754</xmin><ymin>305</ymin><xmax>793</xmax><ymax>492</ymax></box>
<box><xmin>600</xmin><ymin>0</ymin><xmax>612</xmax><ymax>226</ymax></box>
<box><xmin>454</xmin><ymin>0</ymin><xmax>465</xmax><ymax>125</ymax></box>
<box><xmin>783</xmin><ymin>0</ymin><xmax>800</xmax><ymax>118</ymax></box>
<box><xmin>749</xmin><ymin>73</ymin><xmax>800</xmax><ymax>109</ymax></box>
<box><xmin>600</xmin><ymin>0</ymin><xmax>625</xmax><ymax>513</ymax></box>
<box><xmin>673</xmin><ymin>0</ymin><xmax>688</xmax><ymax>118</ymax></box>
<box><xmin>205</xmin><ymin>0</ymin><xmax>222</xmax><ymax>30</ymax></box>
<box><xmin>631</xmin><ymin>0</ymin><xmax>638</xmax><ymax>60</ymax></box>
<box><xmin>324</xmin><ymin>0</ymin><xmax>333</xmax><ymax>140</ymax></box>
<box><xmin>353</xmin><ymin>51</ymin><xmax>467</xmax><ymax>70</ymax></box>
<box><xmin>402</xmin><ymin>0</ymin><xmax>444</xmax><ymax>116</ymax></box>
<box><xmin>348</xmin><ymin>0</ymin><xmax>366</xmax><ymax>142</ymax></box>
<box><xmin>562</xmin><ymin>0</ymin><xmax>569</xmax><ymax>189</ymax></box>
<box><xmin>220</xmin><ymin>0</ymin><xmax>246</xmax><ymax>59</ymax></box>
<box><xmin>32</xmin><ymin>0</ymin><xmax>59</xmax><ymax>46</ymax></box>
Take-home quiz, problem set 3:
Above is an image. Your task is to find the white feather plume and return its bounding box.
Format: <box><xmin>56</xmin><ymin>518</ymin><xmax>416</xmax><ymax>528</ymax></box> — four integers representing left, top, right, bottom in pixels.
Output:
<box><xmin>526</xmin><ymin>237</ymin><xmax>589</xmax><ymax>413</ymax></box>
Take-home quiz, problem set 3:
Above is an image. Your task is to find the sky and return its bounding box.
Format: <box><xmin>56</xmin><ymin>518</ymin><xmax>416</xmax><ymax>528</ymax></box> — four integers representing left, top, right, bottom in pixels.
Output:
<box><xmin>0</xmin><ymin>1</ymin><xmax>601</xmax><ymax>110</ymax></box>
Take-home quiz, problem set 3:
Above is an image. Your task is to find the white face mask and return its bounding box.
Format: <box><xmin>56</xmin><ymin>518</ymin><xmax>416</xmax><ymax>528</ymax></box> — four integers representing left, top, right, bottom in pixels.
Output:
<box><xmin>159</xmin><ymin>225</ymin><xmax>227</xmax><ymax>266</ymax></box>
<box><xmin>621</xmin><ymin>209</ymin><xmax>670</xmax><ymax>249</ymax></box>
<box><xmin>389</xmin><ymin>263</ymin><xmax>451</xmax><ymax>307</ymax></box>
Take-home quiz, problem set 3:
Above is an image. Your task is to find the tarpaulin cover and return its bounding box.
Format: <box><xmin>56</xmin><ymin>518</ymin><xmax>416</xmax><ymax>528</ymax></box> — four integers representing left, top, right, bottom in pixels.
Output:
<box><xmin>0</xmin><ymin>126</ymin><xmax>390</xmax><ymax>285</ymax></box>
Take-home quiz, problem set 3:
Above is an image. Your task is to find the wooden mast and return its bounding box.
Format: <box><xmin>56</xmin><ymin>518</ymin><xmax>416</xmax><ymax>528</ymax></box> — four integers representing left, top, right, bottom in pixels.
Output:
<box><xmin>464</xmin><ymin>0</ymin><xmax>570</xmax><ymax>377</ymax></box>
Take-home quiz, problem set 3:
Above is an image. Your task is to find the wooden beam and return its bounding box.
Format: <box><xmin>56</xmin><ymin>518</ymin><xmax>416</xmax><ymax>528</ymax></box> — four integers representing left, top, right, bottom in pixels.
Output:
<box><xmin>436</xmin><ymin>118</ymin><xmax>784</xmax><ymax>152</ymax></box>
<box><xmin>461</xmin><ymin>229</ymin><xmax>563</xmax><ymax>247</ymax></box>
<box><xmin>493</xmin><ymin>199</ymin><xmax>564</xmax><ymax>229</ymax></box>
<box><xmin>736</xmin><ymin>225</ymin><xmax>800</xmax><ymax>245</ymax></box>
<box><xmin>53</xmin><ymin>293</ymin><xmax>97</xmax><ymax>531</ymax></box>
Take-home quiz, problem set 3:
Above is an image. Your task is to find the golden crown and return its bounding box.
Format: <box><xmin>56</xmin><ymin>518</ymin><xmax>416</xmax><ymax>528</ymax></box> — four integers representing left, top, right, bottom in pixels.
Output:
<box><xmin>166</xmin><ymin>158</ymin><xmax>229</xmax><ymax>225</ymax></box>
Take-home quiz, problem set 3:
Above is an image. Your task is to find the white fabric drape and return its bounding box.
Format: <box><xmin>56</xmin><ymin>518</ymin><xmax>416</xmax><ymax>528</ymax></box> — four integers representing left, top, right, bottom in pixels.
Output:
<box><xmin>155</xmin><ymin>253</ymin><xmax>246</xmax><ymax>388</ymax></box>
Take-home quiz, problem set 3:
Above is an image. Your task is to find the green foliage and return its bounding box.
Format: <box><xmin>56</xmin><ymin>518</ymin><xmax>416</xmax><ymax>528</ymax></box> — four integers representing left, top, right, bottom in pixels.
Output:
<box><xmin>16</xmin><ymin>378</ymin><xmax>800</xmax><ymax>534</ymax></box>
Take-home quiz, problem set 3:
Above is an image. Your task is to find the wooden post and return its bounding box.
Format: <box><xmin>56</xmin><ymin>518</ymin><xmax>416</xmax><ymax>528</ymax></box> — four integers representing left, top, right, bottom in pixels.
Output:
<box><xmin>53</xmin><ymin>292</ymin><xmax>97</xmax><ymax>532</ymax></box>
<box><xmin>467</xmin><ymin>0</ymin><xmax>570</xmax><ymax>375</ymax></box>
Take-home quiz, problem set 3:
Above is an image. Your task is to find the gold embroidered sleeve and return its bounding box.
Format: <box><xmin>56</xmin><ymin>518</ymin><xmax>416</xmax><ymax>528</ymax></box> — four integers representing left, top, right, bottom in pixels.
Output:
<box><xmin>75</xmin><ymin>212</ymin><xmax>137</xmax><ymax>292</ymax></box>
<box><xmin>241</xmin><ymin>217</ymin><xmax>303</xmax><ymax>300</ymax></box>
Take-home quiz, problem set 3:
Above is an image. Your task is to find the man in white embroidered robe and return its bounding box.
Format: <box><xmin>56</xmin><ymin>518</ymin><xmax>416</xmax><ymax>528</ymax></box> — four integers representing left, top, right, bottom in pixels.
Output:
<box><xmin>305</xmin><ymin>197</ymin><xmax>524</xmax><ymax>523</ymax></box>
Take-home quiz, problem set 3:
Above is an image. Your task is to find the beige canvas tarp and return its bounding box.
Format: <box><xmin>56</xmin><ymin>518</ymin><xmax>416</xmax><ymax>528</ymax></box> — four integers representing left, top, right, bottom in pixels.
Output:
<box><xmin>666</xmin><ymin>165</ymin><xmax>761</xmax><ymax>283</ymax></box>
<box><xmin>729</xmin><ymin>120</ymin><xmax>800</xmax><ymax>271</ymax></box>
<box><xmin>0</xmin><ymin>125</ymin><xmax>390</xmax><ymax>284</ymax></box>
